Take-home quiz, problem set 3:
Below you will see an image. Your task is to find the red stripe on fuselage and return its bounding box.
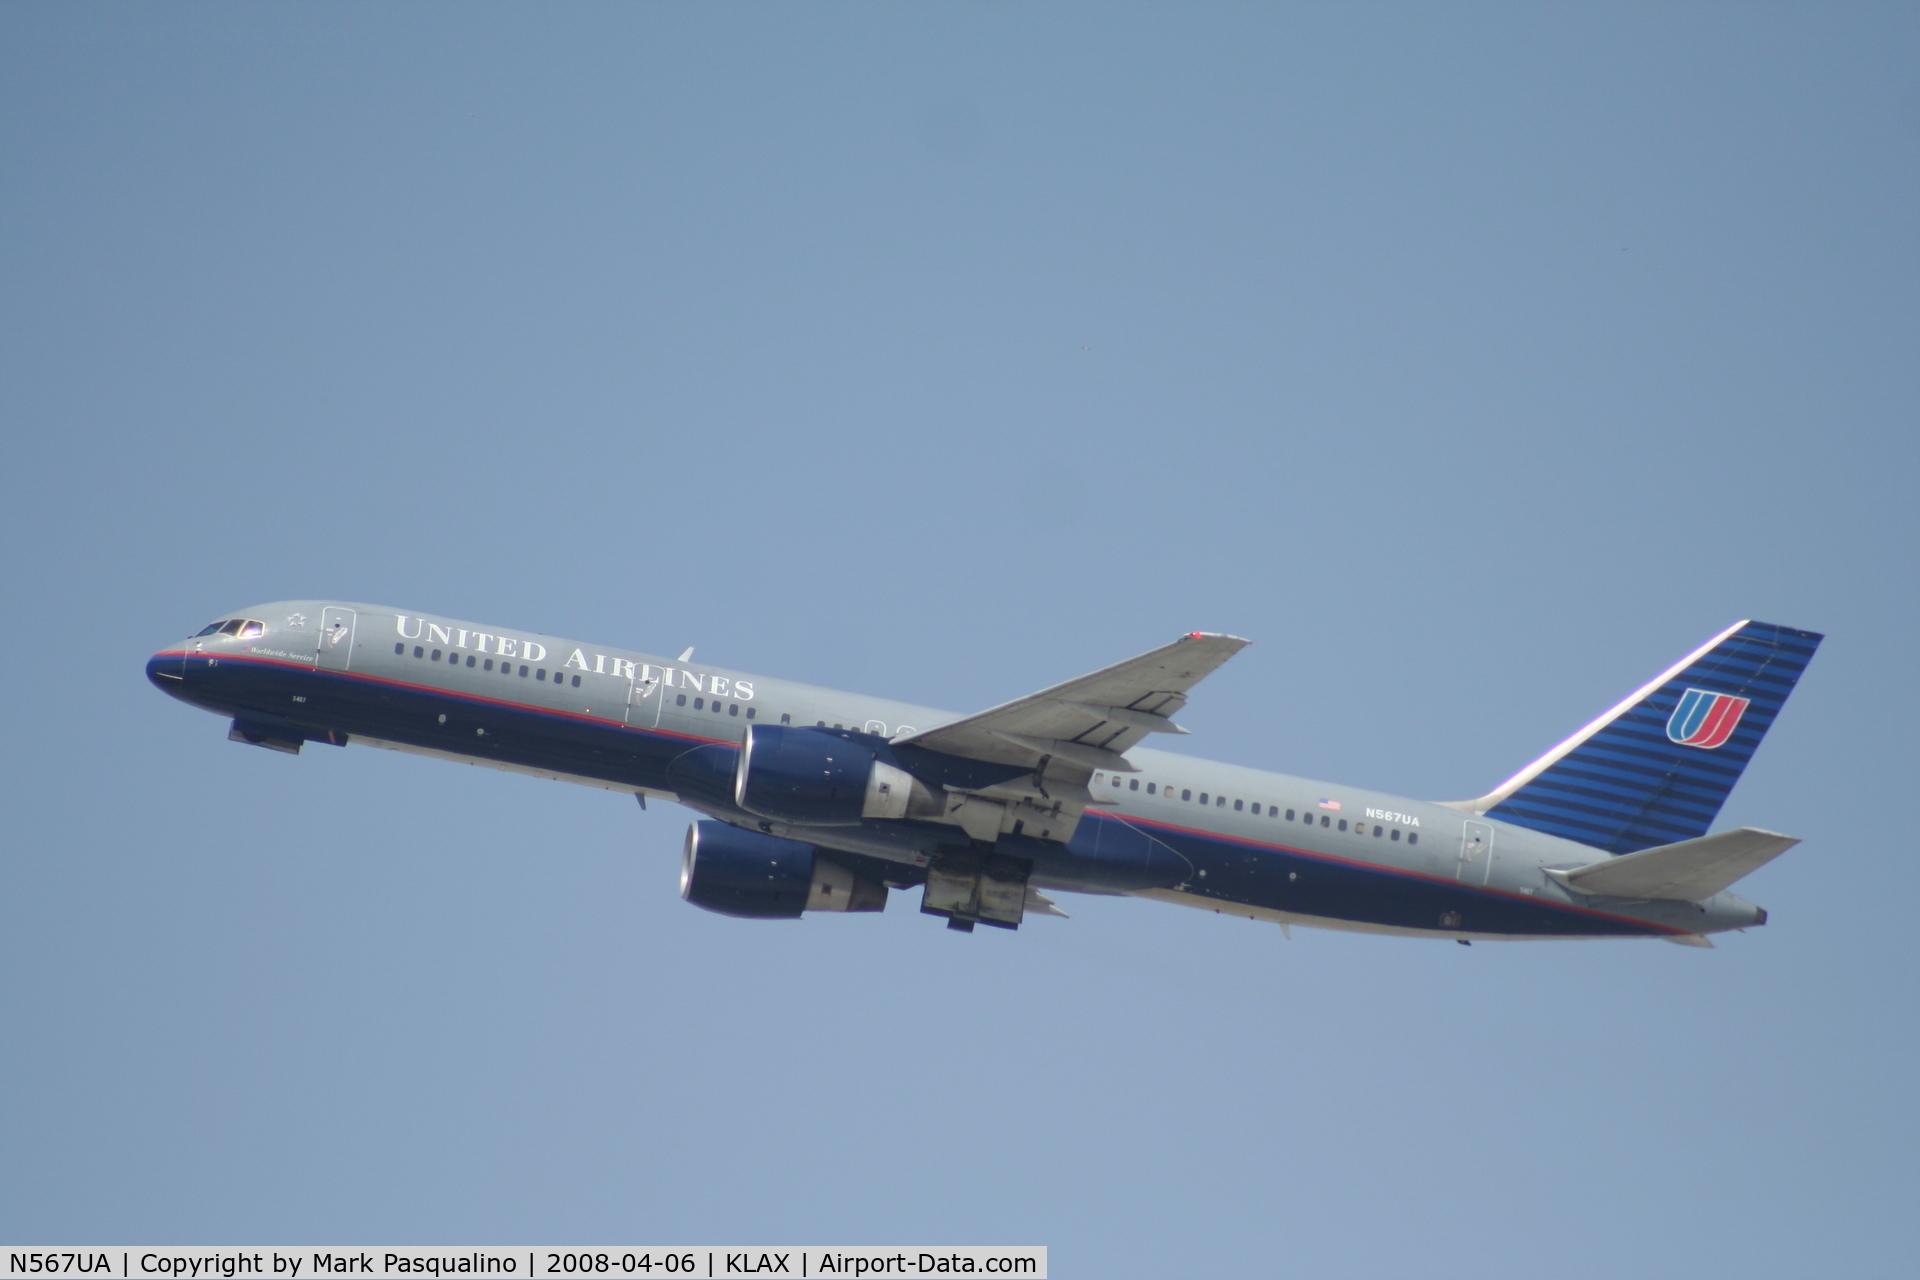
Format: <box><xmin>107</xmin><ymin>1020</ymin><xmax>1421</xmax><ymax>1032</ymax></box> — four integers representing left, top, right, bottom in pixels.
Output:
<box><xmin>1088</xmin><ymin>811</ymin><xmax>1684</xmax><ymax>934</ymax></box>
<box><xmin>175</xmin><ymin>651</ymin><xmax>738</xmax><ymax>748</ymax></box>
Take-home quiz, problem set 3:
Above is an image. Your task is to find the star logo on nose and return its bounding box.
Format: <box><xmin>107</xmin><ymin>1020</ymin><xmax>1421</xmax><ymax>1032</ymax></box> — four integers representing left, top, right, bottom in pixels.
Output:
<box><xmin>287</xmin><ymin>613</ymin><xmax>307</xmax><ymax>628</ymax></box>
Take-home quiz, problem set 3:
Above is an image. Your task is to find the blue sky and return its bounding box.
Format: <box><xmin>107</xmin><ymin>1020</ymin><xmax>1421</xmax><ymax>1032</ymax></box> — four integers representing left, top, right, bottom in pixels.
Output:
<box><xmin>2</xmin><ymin>5</ymin><xmax>1916</xmax><ymax>1276</ymax></box>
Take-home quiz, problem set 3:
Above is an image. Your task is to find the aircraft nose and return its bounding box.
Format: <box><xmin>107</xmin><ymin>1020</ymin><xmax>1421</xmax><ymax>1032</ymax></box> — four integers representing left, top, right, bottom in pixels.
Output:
<box><xmin>147</xmin><ymin>647</ymin><xmax>187</xmax><ymax>689</ymax></box>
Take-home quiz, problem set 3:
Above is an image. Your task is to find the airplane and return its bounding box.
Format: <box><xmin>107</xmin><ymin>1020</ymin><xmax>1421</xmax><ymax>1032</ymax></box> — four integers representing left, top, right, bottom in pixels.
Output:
<box><xmin>146</xmin><ymin>604</ymin><xmax>1820</xmax><ymax>945</ymax></box>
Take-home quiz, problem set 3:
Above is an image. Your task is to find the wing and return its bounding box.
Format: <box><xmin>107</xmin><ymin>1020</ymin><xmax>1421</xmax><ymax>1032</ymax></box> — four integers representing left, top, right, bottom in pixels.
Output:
<box><xmin>888</xmin><ymin>631</ymin><xmax>1251</xmax><ymax>845</ymax></box>
<box><xmin>897</xmin><ymin>631</ymin><xmax>1251</xmax><ymax>773</ymax></box>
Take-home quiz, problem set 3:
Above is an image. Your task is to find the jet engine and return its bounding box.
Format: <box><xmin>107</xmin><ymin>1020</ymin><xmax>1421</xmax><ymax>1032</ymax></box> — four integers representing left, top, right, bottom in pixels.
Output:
<box><xmin>732</xmin><ymin>724</ymin><xmax>942</xmax><ymax>826</ymax></box>
<box><xmin>679</xmin><ymin>821</ymin><xmax>887</xmax><ymax>918</ymax></box>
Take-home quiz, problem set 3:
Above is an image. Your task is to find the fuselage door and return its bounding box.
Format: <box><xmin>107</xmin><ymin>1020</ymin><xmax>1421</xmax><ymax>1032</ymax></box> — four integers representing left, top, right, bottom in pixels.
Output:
<box><xmin>317</xmin><ymin>607</ymin><xmax>357</xmax><ymax>672</ymax></box>
<box><xmin>1458</xmin><ymin>820</ymin><xmax>1494</xmax><ymax>885</ymax></box>
<box><xmin>626</xmin><ymin>666</ymin><xmax>663</xmax><ymax>729</ymax></box>
<box><xmin>574</xmin><ymin>658</ymin><xmax>635</xmax><ymax>722</ymax></box>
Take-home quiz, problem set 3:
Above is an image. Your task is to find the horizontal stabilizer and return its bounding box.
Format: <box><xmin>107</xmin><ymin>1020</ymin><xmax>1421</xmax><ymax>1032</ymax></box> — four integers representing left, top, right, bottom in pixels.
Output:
<box><xmin>1552</xmin><ymin>827</ymin><xmax>1799</xmax><ymax>902</ymax></box>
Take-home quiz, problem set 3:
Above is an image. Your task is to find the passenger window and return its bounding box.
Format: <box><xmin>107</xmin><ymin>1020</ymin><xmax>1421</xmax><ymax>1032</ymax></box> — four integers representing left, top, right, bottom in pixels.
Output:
<box><xmin>394</xmin><ymin>643</ymin><xmax>405</xmax><ymax>655</ymax></box>
<box><xmin>1217</xmin><ymin>796</ymin><xmax>1226</xmax><ymax>807</ymax></box>
<box><xmin>519</xmin><ymin>665</ymin><xmax>528</xmax><ymax>677</ymax></box>
<box><xmin>1374</xmin><ymin>825</ymin><xmax>1383</xmax><ymax>837</ymax></box>
<box><xmin>780</xmin><ymin>713</ymin><xmax>791</xmax><ymax>725</ymax></box>
<box><xmin>693</xmin><ymin>697</ymin><xmax>703</xmax><ymax>709</ymax></box>
<box><xmin>537</xmin><ymin>669</ymin><xmax>547</xmax><ymax>681</ymax></box>
<box><xmin>1182</xmin><ymin>789</ymin><xmax>1192</xmax><ymax>801</ymax></box>
<box><xmin>1338</xmin><ymin>819</ymin><xmax>1347</xmax><ymax>831</ymax></box>
<box><xmin>1286</xmin><ymin>809</ymin><xmax>1295</xmax><ymax>820</ymax></box>
<box><xmin>1146</xmin><ymin>783</ymin><xmax>1156</xmax><ymax>795</ymax></box>
<box><xmin>1198</xmin><ymin>793</ymin><xmax>1208</xmax><ymax>804</ymax></box>
<box><xmin>746</xmin><ymin>708</ymin><xmax>757</xmax><ymax>720</ymax></box>
<box><xmin>484</xmin><ymin>659</ymin><xmax>494</xmax><ymax>671</ymax></box>
<box><xmin>1234</xmin><ymin>799</ymin><xmax>1243</xmax><ymax>811</ymax></box>
<box><xmin>572</xmin><ymin>675</ymin><xmax>581</xmax><ymax>687</ymax></box>
<box><xmin>1320</xmin><ymin>815</ymin><xmax>1330</xmax><ymax>827</ymax></box>
<box><xmin>677</xmin><ymin>694</ymin><xmax>687</xmax><ymax>706</ymax></box>
<box><xmin>1408</xmin><ymin>833</ymin><xmax>1418</xmax><ymax>845</ymax></box>
<box><xmin>1129</xmin><ymin>779</ymin><xmax>1139</xmax><ymax>791</ymax></box>
<box><xmin>414</xmin><ymin>646</ymin><xmax>424</xmax><ymax>659</ymax></box>
<box><xmin>817</xmin><ymin>720</ymin><xmax>826</xmax><ymax>727</ymax></box>
<box><xmin>713</xmin><ymin>701</ymin><xmax>723</xmax><ymax>713</ymax></box>
<box><xmin>1113</xmin><ymin>776</ymin><xmax>1123</xmax><ymax>788</ymax></box>
<box><xmin>432</xmin><ymin>650</ymin><xmax>442</xmax><ymax>661</ymax></box>
<box><xmin>468</xmin><ymin>656</ymin><xmax>477</xmax><ymax>667</ymax></box>
<box><xmin>1391</xmin><ymin>829</ymin><xmax>1401</xmax><ymax>841</ymax></box>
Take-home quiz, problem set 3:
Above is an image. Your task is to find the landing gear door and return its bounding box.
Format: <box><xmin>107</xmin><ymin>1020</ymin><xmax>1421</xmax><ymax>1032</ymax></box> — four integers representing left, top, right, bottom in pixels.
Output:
<box><xmin>317</xmin><ymin>607</ymin><xmax>357</xmax><ymax>673</ymax></box>
<box><xmin>1458</xmin><ymin>820</ymin><xmax>1494</xmax><ymax>885</ymax></box>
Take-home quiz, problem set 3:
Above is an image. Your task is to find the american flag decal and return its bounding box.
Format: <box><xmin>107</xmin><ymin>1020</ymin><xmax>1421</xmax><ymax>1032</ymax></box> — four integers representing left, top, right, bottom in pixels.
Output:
<box><xmin>1317</xmin><ymin>798</ymin><xmax>1342</xmax><ymax>811</ymax></box>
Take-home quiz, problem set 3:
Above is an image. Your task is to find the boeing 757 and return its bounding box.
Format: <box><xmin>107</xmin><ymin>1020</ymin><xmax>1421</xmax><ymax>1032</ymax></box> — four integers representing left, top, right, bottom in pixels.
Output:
<box><xmin>147</xmin><ymin>606</ymin><xmax>1819</xmax><ymax>943</ymax></box>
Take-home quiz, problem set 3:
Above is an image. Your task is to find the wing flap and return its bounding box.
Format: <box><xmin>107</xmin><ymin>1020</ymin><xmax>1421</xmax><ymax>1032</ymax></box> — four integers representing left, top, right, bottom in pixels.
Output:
<box><xmin>1553</xmin><ymin>827</ymin><xmax>1799</xmax><ymax>902</ymax></box>
<box><xmin>1025</xmin><ymin>887</ymin><xmax>1069</xmax><ymax>918</ymax></box>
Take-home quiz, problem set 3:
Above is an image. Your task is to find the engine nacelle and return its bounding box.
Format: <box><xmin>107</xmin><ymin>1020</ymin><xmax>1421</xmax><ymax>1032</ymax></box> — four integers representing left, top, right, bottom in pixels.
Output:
<box><xmin>679</xmin><ymin>821</ymin><xmax>887</xmax><ymax>918</ymax></box>
<box><xmin>733</xmin><ymin>724</ymin><xmax>941</xmax><ymax>827</ymax></box>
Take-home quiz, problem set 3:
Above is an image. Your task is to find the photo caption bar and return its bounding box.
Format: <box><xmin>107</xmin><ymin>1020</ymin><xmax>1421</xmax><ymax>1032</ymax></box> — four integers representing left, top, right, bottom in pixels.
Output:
<box><xmin>0</xmin><ymin>1249</ymin><xmax>1045</xmax><ymax>1280</ymax></box>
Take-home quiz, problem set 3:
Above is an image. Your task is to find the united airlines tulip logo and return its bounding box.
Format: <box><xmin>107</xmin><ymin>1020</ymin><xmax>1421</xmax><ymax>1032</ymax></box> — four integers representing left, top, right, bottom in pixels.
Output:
<box><xmin>1666</xmin><ymin>688</ymin><xmax>1751</xmax><ymax>749</ymax></box>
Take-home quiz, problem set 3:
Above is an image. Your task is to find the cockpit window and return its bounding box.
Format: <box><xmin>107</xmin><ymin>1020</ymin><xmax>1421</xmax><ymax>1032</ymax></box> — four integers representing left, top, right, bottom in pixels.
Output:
<box><xmin>201</xmin><ymin>618</ymin><xmax>265</xmax><ymax>638</ymax></box>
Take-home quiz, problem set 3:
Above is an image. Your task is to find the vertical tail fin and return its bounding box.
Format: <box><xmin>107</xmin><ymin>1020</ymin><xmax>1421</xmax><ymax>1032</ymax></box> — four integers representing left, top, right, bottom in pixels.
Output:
<box><xmin>1459</xmin><ymin>621</ymin><xmax>1822</xmax><ymax>854</ymax></box>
